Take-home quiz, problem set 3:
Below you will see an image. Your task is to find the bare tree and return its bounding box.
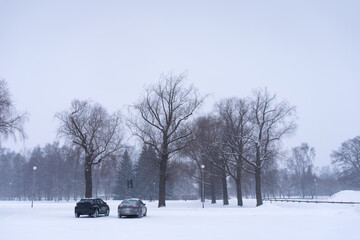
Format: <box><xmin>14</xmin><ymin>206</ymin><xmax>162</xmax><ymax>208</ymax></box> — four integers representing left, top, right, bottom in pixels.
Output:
<box><xmin>216</xmin><ymin>97</ymin><xmax>252</xmax><ymax>206</ymax></box>
<box><xmin>188</xmin><ymin>115</ymin><xmax>229</xmax><ymax>205</ymax></box>
<box><xmin>0</xmin><ymin>79</ymin><xmax>28</xmax><ymax>142</ymax></box>
<box><xmin>127</xmin><ymin>73</ymin><xmax>205</xmax><ymax>207</ymax></box>
<box><xmin>331</xmin><ymin>136</ymin><xmax>360</xmax><ymax>187</ymax></box>
<box><xmin>56</xmin><ymin>99</ymin><xmax>124</xmax><ymax>198</ymax></box>
<box><xmin>288</xmin><ymin>143</ymin><xmax>316</xmax><ymax>198</ymax></box>
<box><xmin>245</xmin><ymin>89</ymin><xmax>296</xmax><ymax>206</ymax></box>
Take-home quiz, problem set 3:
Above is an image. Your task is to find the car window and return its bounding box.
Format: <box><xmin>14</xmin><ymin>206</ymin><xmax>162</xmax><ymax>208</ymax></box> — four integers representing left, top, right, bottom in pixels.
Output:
<box><xmin>121</xmin><ymin>199</ymin><xmax>138</xmax><ymax>205</ymax></box>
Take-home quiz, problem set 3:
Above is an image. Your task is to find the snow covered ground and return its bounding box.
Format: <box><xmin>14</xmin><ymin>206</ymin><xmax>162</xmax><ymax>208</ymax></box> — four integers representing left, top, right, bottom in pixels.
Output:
<box><xmin>1</xmin><ymin>191</ymin><xmax>359</xmax><ymax>240</ymax></box>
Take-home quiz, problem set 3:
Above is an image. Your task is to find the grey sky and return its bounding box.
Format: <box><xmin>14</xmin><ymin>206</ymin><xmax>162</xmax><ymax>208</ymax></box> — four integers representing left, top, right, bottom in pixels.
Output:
<box><xmin>1</xmin><ymin>0</ymin><xmax>359</xmax><ymax>167</ymax></box>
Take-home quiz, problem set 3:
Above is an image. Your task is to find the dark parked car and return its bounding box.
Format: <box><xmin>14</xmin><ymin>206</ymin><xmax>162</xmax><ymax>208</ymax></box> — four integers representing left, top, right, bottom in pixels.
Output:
<box><xmin>75</xmin><ymin>198</ymin><xmax>110</xmax><ymax>218</ymax></box>
<box><xmin>118</xmin><ymin>199</ymin><xmax>147</xmax><ymax>218</ymax></box>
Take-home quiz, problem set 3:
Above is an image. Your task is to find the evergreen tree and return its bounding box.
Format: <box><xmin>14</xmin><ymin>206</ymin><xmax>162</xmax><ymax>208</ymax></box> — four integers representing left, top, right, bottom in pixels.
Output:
<box><xmin>113</xmin><ymin>150</ymin><xmax>134</xmax><ymax>200</ymax></box>
<box><xmin>134</xmin><ymin>145</ymin><xmax>159</xmax><ymax>200</ymax></box>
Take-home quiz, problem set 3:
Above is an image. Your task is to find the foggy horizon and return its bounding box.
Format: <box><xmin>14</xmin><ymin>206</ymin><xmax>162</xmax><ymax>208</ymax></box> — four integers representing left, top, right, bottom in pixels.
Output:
<box><xmin>1</xmin><ymin>0</ymin><xmax>360</xmax><ymax>168</ymax></box>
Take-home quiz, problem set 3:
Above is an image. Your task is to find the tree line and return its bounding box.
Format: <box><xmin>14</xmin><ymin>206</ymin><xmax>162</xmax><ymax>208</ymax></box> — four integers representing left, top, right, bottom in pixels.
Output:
<box><xmin>0</xmin><ymin>76</ymin><xmax>359</xmax><ymax>206</ymax></box>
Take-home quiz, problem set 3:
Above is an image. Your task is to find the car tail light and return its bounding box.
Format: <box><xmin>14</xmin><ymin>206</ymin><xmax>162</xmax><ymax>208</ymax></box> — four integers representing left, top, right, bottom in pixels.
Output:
<box><xmin>132</xmin><ymin>205</ymin><xmax>139</xmax><ymax>208</ymax></box>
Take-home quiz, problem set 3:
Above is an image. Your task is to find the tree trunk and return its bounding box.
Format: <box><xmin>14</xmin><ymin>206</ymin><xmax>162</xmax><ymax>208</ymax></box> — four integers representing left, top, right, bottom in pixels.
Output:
<box><xmin>301</xmin><ymin>176</ymin><xmax>305</xmax><ymax>198</ymax></box>
<box><xmin>255</xmin><ymin>144</ymin><xmax>263</xmax><ymax>206</ymax></box>
<box><xmin>235</xmin><ymin>164</ymin><xmax>243</xmax><ymax>206</ymax></box>
<box><xmin>84</xmin><ymin>155</ymin><xmax>93</xmax><ymax>198</ymax></box>
<box><xmin>221</xmin><ymin>169</ymin><xmax>229</xmax><ymax>205</ymax></box>
<box><xmin>255</xmin><ymin>166</ymin><xmax>262</xmax><ymax>206</ymax></box>
<box><xmin>235</xmin><ymin>177</ymin><xmax>243</xmax><ymax>206</ymax></box>
<box><xmin>210</xmin><ymin>173</ymin><xmax>216</xmax><ymax>204</ymax></box>
<box><xmin>158</xmin><ymin>153</ymin><xmax>168</xmax><ymax>207</ymax></box>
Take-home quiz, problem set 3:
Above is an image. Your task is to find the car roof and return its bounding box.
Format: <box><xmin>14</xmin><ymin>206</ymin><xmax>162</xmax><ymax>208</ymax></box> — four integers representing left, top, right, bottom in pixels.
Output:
<box><xmin>80</xmin><ymin>198</ymin><xmax>103</xmax><ymax>201</ymax></box>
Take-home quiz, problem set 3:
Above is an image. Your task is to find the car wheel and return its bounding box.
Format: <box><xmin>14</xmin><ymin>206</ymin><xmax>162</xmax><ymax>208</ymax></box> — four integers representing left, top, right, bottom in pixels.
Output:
<box><xmin>118</xmin><ymin>213</ymin><xmax>122</xmax><ymax>218</ymax></box>
<box><xmin>138</xmin><ymin>211</ymin><xmax>142</xmax><ymax>218</ymax></box>
<box><xmin>143</xmin><ymin>209</ymin><xmax>147</xmax><ymax>217</ymax></box>
<box><xmin>75</xmin><ymin>213</ymin><xmax>80</xmax><ymax>218</ymax></box>
<box><xmin>105</xmin><ymin>209</ymin><xmax>109</xmax><ymax>216</ymax></box>
<box><xmin>93</xmin><ymin>209</ymin><xmax>99</xmax><ymax>218</ymax></box>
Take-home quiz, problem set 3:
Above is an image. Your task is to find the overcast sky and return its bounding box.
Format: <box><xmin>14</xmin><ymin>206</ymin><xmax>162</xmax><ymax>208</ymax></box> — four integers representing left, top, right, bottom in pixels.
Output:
<box><xmin>1</xmin><ymin>0</ymin><xmax>359</xmax><ymax>167</ymax></box>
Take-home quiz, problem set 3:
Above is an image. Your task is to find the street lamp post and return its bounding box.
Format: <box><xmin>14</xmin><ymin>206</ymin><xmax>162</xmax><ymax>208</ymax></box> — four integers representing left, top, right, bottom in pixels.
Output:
<box><xmin>31</xmin><ymin>166</ymin><xmax>37</xmax><ymax>208</ymax></box>
<box><xmin>201</xmin><ymin>164</ymin><xmax>205</xmax><ymax>208</ymax></box>
<box><xmin>250</xmin><ymin>178</ymin><xmax>254</xmax><ymax>198</ymax></box>
<box><xmin>9</xmin><ymin>182</ymin><xmax>12</xmax><ymax>200</ymax></box>
<box><xmin>153</xmin><ymin>182</ymin><xmax>156</xmax><ymax>201</ymax></box>
<box><xmin>184</xmin><ymin>177</ymin><xmax>187</xmax><ymax>201</ymax></box>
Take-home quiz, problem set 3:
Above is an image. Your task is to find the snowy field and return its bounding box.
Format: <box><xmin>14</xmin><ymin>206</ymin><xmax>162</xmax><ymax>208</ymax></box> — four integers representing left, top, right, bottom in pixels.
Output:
<box><xmin>1</xmin><ymin>191</ymin><xmax>360</xmax><ymax>240</ymax></box>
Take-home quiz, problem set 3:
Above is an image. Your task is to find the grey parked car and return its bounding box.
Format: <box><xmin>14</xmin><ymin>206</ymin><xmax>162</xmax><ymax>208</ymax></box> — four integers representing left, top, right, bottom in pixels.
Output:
<box><xmin>118</xmin><ymin>199</ymin><xmax>147</xmax><ymax>218</ymax></box>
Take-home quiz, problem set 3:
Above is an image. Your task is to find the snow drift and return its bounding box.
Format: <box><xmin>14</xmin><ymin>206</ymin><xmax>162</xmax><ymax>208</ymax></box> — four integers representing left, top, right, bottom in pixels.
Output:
<box><xmin>328</xmin><ymin>190</ymin><xmax>360</xmax><ymax>202</ymax></box>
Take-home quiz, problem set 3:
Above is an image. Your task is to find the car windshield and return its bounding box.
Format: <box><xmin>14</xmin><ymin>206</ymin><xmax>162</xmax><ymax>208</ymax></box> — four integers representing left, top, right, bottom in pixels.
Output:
<box><xmin>121</xmin><ymin>199</ymin><xmax>138</xmax><ymax>205</ymax></box>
